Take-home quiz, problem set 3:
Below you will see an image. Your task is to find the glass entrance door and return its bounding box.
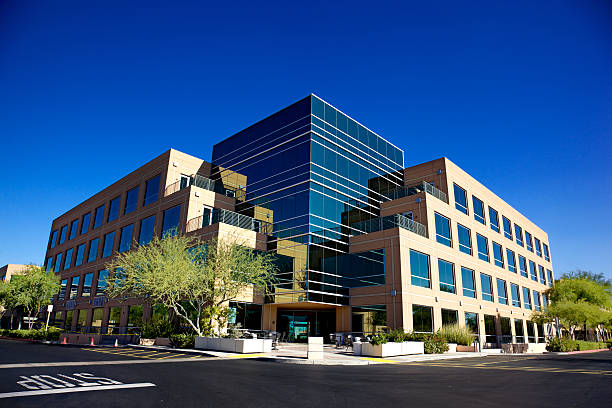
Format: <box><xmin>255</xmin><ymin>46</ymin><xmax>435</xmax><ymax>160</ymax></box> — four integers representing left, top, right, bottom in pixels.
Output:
<box><xmin>276</xmin><ymin>310</ymin><xmax>335</xmax><ymax>343</ymax></box>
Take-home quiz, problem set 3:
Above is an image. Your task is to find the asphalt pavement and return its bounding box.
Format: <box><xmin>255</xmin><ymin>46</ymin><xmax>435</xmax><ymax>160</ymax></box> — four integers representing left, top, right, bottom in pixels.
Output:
<box><xmin>0</xmin><ymin>339</ymin><xmax>610</xmax><ymax>408</ymax></box>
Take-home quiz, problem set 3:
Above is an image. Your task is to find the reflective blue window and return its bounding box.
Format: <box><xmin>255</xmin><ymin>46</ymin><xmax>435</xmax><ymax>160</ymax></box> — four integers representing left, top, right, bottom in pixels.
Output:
<box><xmin>162</xmin><ymin>205</ymin><xmax>181</xmax><ymax>238</ymax></box>
<box><xmin>108</xmin><ymin>196</ymin><xmax>120</xmax><ymax>223</ymax></box>
<box><xmin>63</xmin><ymin>248</ymin><xmax>73</xmax><ymax>270</ymax></box>
<box><xmin>529</xmin><ymin>260</ymin><xmax>538</xmax><ymax>282</ymax></box>
<box><xmin>454</xmin><ymin>184</ymin><xmax>468</xmax><ymax>214</ymax></box>
<box><xmin>514</xmin><ymin>224</ymin><xmax>523</xmax><ymax>246</ymax></box>
<box><xmin>472</xmin><ymin>196</ymin><xmax>485</xmax><ymax>224</ymax></box>
<box><xmin>492</xmin><ymin>241</ymin><xmax>504</xmax><ymax>268</ymax></box>
<box><xmin>93</xmin><ymin>205</ymin><xmax>105</xmax><ymax>229</ymax></box>
<box><xmin>438</xmin><ymin>259</ymin><xmax>455</xmax><ymax>294</ymax></box>
<box><xmin>88</xmin><ymin>238</ymin><xmax>99</xmax><ymax>263</ymax></box>
<box><xmin>50</xmin><ymin>230</ymin><xmax>58</xmax><ymax>249</ymax></box>
<box><xmin>144</xmin><ymin>174</ymin><xmax>161</xmax><ymax>206</ymax></box>
<box><xmin>461</xmin><ymin>267</ymin><xmax>476</xmax><ymax>298</ymax></box>
<box><xmin>542</xmin><ymin>294</ymin><xmax>548</xmax><ymax>307</ymax></box>
<box><xmin>465</xmin><ymin>312</ymin><xmax>479</xmax><ymax>334</ymax></box>
<box><xmin>412</xmin><ymin>305</ymin><xmax>433</xmax><ymax>333</ymax></box>
<box><xmin>69</xmin><ymin>276</ymin><xmax>79</xmax><ymax>299</ymax></box>
<box><xmin>502</xmin><ymin>216</ymin><xmax>512</xmax><ymax>240</ymax></box>
<box><xmin>506</xmin><ymin>249</ymin><xmax>516</xmax><ymax>273</ymax></box>
<box><xmin>75</xmin><ymin>243</ymin><xmax>85</xmax><ymax>267</ymax></box>
<box><xmin>522</xmin><ymin>287</ymin><xmax>532</xmax><ymax>309</ymax></box>
<box><xmin>139</xmin><ymin>215</ymin><xmax>156</xmax><ymax>245</ymax></box>
<box><xmin>82</xmin><ymin>273</ymin><xmax>93</xmax><ymax>297</ymax></box>
<box><xmin>102</xmin><ymin>231</ymin><xmax>115</xmax><ymax>258</ymax></box>
<box><xmin>410</xmin><ymin>249</ymin><xmax>430</xmax><ymax>288</ymax></box>
<box><xmin>59</xmin><ymin>279</ymin><xmax>67</xmax><ymax>300</ymax></box>
<box><xmin>46</xmin><ymin>257</ymin><xmax>53</xmax><ymax>272</ymax></box>
<box><xmin>489</xmin><ymin>207</ymin><xmax>500</xmax><ymax>233</ymax></box>
<box><xmin>497</xmin><ymin>279</ymin><xmax>508</xmax><ymax>304</ymax></box>
<box><xmin>95</xmin><ymin>270</ymin><xmax>108</xmax><ymax>295</ymax></box>
<box><xmin>69</xmin><ymin>219</ymin><xmax>79</xmax><ymax>240</ymax></box>
<box><xmin>525</xmin><ymin>231</ymin><xmax>533</xmax><ymax>252</ymax></box>
<box><xmin>534</xmin><ymin>237</ymin><xmax>542</xmax><ymax>257</ymax></box>
<box><xmin>547</xmin><ymin>269</ymin><xmax>553</xmax><ymax>286</ymax></box>
<box><xmin>119</xmin><ymin>224</ymin><xmax>133</xmax><ymax>253</ymax></box>
<box><xmin>518</xmin><ymin>255</ymin><xmax>528</xmax><ymax>278</ymax></box>
<box><xmin>435</xmin><ymin>213</ymin><xmax>451</xmax><ymax>247</ymax></box>
<box><xmin>543</xmin><ymin>243</ymin><xmax>550</xmax><ymax>262</ymax></box>
<box><xmin>59</xmin><ymin>225</ymin><xmax>67</xmax><ymax>245</ymax></box>
<box><xmin>55</xmin><ymin>253</ymin><xmax>63</xmax><ymax>274</ymax></box>
<box><xmin>511</xmin><ymin>283</ymin><xmax>521</xmax><ymax>307</ymax></box>
<box><xmin>533</xmin><ymin>291</ymin><xmax>541</xmax><ymax>311</ymax></box>
<box><xmin>538</xmin><ymin>265</ymin><xmax>546</xmax><ymax>284</ymax></box>
<box><xmin>124</xmin><ymin>186</ymin><xmax>139</xmax><ymax>215</ymax></box>
<box><xmin>476</xmin><ymin>234</ymin><xmax>489</xmax><ymax>262</ymax></box>
<box><xmin>457</xmin><ymin>224</ymin><xmax>472</xmax><ymax>255</ymax></box>
<box><xmin>81</xmin><ymin>213</ymin><xmax>91</xmax><ymax>235</ymax></box>
<box><xmin>480</xmin><ymin>273</ymin><xmax>493</xmax><ymax>302</ymax></box>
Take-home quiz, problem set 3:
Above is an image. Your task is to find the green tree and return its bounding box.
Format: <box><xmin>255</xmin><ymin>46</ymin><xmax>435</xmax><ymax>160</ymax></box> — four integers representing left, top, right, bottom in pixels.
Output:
<box><xmin>0</xmin><ymin>265</ymin><xmax>60</xmax><ymax>329</ymax></box>
<box><xmin>106</xmin><ymin>234</ymin><xmax>276</xmax><ymax>337</ymax></box>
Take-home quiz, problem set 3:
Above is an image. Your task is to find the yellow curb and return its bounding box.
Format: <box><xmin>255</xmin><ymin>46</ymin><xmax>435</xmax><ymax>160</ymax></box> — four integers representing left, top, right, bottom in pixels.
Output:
<box><xmin>360</xmin><ymin>357</ymin><xmax>399</xmax><ymax>363</ymax></box>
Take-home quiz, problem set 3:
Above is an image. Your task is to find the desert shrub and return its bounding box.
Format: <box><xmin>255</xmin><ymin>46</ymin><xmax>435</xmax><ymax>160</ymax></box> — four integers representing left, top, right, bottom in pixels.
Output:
<box><xmin>423</xmin><ymin>335</ymin><xmax>449</xmax><ymax>354</ymax></box>
<box><xmin>546</xmin><ymin>337</ymin><xmax>577</xmax><ymax>352</ymax></box>
<box><xmin>0</xmin><ymin>328</ymin><xmax>60</xmax><ymax>341</ymax></box>
<box><xmin>169</xmin><ymin>333</ymin><xmax>195</xmax><ymax>349</ymax></box>
<box><xmin>369</xmin><ymin>332</ymin><xmax>388</xmax><ymax>345</ymax></box>
<box><xmin>437</xmin><ymin>324</ymin><xmax>474</xmax><ymax>346</ymax></box>
<box><xmin>387</xmin><ymin>329</ymin><xmax>408</xmax><ymax>343</ymax></box>
<box><xmin>575</xmin><ymin>340</ymin><xmax>606</xmax><ymax>351</ymax></box>
<box><xmin>606</xmin><ymin>340</ymin><xmax>612</xmax><ymax>349</ymax></box>
<box><xmin>141</xmin><ymin>317</ymin><xmax>173</xmax><ymax>339</ymax></box>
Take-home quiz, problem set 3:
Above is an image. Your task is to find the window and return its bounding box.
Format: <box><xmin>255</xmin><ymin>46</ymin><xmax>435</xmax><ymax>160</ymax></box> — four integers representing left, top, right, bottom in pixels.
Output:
<box><xmin>533</xmin><ymin>291</ymin><xmax>541</xmax><ymax>311</ymax></box>
<box><xmin>454</xmin><ymin>184</ymin><xmax>468</xmax><ymax>214</ymax></box>
<box><xmin>514</xmin><ymin>319</ymin><xmax>525</xmax><ymax>342</ymax></box>
<box><xmin>144</xmin><ymin>174</ymin><xmax>161</xmax><ymax>206</ymax></box>
<box><xmin>547</xmin><ymin>269</ymin><xmax>554</xmax><ymax>286</ymax></box>
<box><xmin>59</xmin><ymin>225</ymin><xmax>68</xmax><ymax>245</ymax></box>
<box><xmin>410</xmin><ymin>250</ymin><xmax>430</xmax><ymax>288</ymax></box>
<box><xmin>497</xmin><ymin>279</ymin><xmax>508</xmax><ymax>304</ymax></box>
<box><xmin>162</xmin><ymin>205</ymin><xmax>181</xmax><ymax>238</ymax></box>
<box><xmin>180</xmin><ymin>174</ymin><xmax>191</xmax><ymax>190</ymax></box>
<box><xmin>95</xmin><ymin>270</ymin><xmax>108</xmax><ymax>295</ymax></box>
<box><xmin>102</xmin><ymin>231</ymin><xmax>115</xmax><ymax>258</ymax></box>
<box><xmin>441</xmin><ymin>309</ymin><xmax>458</xmax><ymax>326</ymax></box>
<box><xmin>55</xmin><ymin>253</ymin><xmax>63</xmax><ymax>274</ymax></box>
<box><xmin>461</xmin><ymin>267</ymin><xmax>476</xmax><ymax>298</ymax></box>
<box><xmin>82</xmin><ymin>273</ymin><xmax>93</xmax><ymax>297</ymax></box>
<box><xmin>63</xmin><ymin>248</ymin><xmax>73</xmax><ymax>270</ymax></box>
<box><xmin>480</xmin><ymin>273</ymin><xmax>493</xmax><ymax>302</ymax></box>
<box><xmin>88</xmin><ymin>238</ymin><xmax>99</xmax><ymax>262</ymax></box>
<box><xmin>108</xmin><ymin>196</ymin><xmax>121</xmax><ymax>223</ymax></box>
<box><xmin>438</xmin><ymin>259</ymin><xmax>455</xmax><ymax>294</ymax></box>
<box><xmin>93</xmin><ymin>205</ymin><xmax>105</xmax><ymax>229</ymax></box>
<box><xmin>527</xmin><ymin>321</ymin><xmax>536</xmax><ymax>343</ymax></box>
<box><xmin>534</xmin><ymin>238</ymin><xmax>542</xmax><ymax>257</ymax></box>
<box><xmin>476</xmin><ymin>233</ymin><xmax>489</xmax><ymax>262</ymax></box>
<box><xmin>525</xmin><ymin>231</ymin><xmax>533</xmax><ymax>252</ymax></box>
<box><xmin>119</xmin><ymin>224</ymin><xmax>133</xmax><ymax>253</ymax></box>
<box><xmin>457</xmin><ymin>224</ymin><xmax>472</xmax><ymax>255</ymax></box>
<box><xmin>489</xmin><ymin>207</ymin><xmax>500</xmax><ymax>233</ymax></box>
<box><xmin>434</xmin><ymin>213</ymin><xmax>452</xmax><ymax>247</ymax></box>
<box><xmin>74</xmin><ymin>244</ymin><xmax>85</xmax><ymax>267</ymax></box>
<box><xmin>69</xmin><ymin>276</ymin><xmax>79</xmax><ymax>299</ymax></box>
<box><xmin>522</xmin><ymin>287</ymin><xmax>532</xmax><ymax>309</ymax></box>
<box><xmin>543</xmin><ymin>243</ymin><xmax>550</xmax><ymax>262</ymax></box>
<box><xmin>465</xmin><ymin>312</ymin><xmax>479</xmax><ymax>334</ymax></box>
<box><xmin>139</xmin><ymin>215</ymin><xmax>156</xmax><ymax>245</ymax></box>
<box><xmin>81</xmin><ymin>213</ymin><xmax>91</xmax><ymax>235</ymax></box>
<box><xmin>128</xmin><ymin>305</ymin><xmax>143</xmax><ymax>329</ymax></box>
<box><xmin>59</xmin><ymin>279</ymin><xmax>67</xmax><ymax>300</ymax></box>
<box><xmin>492</xmin><ymin>241</ymin><xmax>504</xmax><ymax>268</ymax></box>
<box><xmin>529</xmin><ymin>260</ymin><xmax>538</xmax><ymax>282</ymax></box>
<box><xmin>518</xmin><ymin>255</ymin><xmax>528</xmax><ymax>278</ymax></box>
<box><xmin>412</xmin><ymin>305</ymin><xmax>433</xmax><ymax>333</ymax></box>
<box><xmin>542</xmin><ymin>294</ymin><xmax>548</xmax><ymax>307</ymax></box>
<box><xmin>124</xmin><ymin>186</ymin><xmax>139</xmax><ymax>215</ymax></box>
<box><xmin>514</xmin><ymin>224</ymin><xmax>523</xmax><ymax>246</ymax></box>
<box><xmin>91</xmin><ymin>308</ymin><xmax>103</xmax><ymax>329</ymax></box>
<box><xmin>472</xmin><ymin>196</ymin><xmax>485</xmax><ymax>224</ymax></box>
<box><xmin>484</xmin><ymin>315</ymin><xmax>496</xmax><ymax>343</ymax></box>
<box><xmin>69</xmin><ymin>219</ymin><xmax>79</xmax><ymax>240</ymax></box>
<box><xmin>46</xmin><ymin>257</ymin><xmax>53</xmax><ymax>272</ymax></box>
<box><xmin>506</xmin><ymin>249</ymin><xmax>516</xmax><ymax>273</ymax></box>
<box><xmin>202</xmin><ymin>206</ymin><xmax>213</xmax><ymax>227</ymax></box>
<box><xmin>502</xmin><ymin>216</ymin><xmax>512</xmax><ymax>240</ymax></box>
<box><xmin>511</xmin><ymin>283</ymin><xmax>521</xmax><ymax>307</ymax></box>
<box><xmin>49</xmin><ymin>230</ymin><xmax>58</xmax><ymax>249</ymax></box>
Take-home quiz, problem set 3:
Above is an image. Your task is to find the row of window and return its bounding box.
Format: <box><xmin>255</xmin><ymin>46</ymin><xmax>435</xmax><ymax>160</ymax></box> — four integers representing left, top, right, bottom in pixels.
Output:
<box><xmin>410</xmin><ymin>249</ymin><xmax>546</xmax><ymax>311</ymax></box>
<box><xmin>58</xmin><ymin>269</ymin><xmax>108</xmax><ymax>300</ymax></box>
<box><xmin>48</xmin><ymin>174</ymin><xmax>162</xmax><ymax>250</ymax></box>
<box><xmin>453</xmin><ymin>183</ymin><xmax>551</xmax><ymax>261</ymax></box>
<box><xmin>434</xmin><ymin>213</ymin><xmax>553</xmax><ymax>286</ymax></box>
<box><xmin>46</xmin><ymin>205</ymin><xmax>181</xmax><ymax>273</ymax></box>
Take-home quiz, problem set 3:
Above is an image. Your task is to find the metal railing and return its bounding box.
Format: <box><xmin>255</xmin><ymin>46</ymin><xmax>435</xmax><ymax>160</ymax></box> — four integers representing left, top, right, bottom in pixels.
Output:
<box><xmin>165</xmin><ymin>174</ymin><xmax>225</xmax><ymax>196</ymax></box>
<box><xmin>350</xmin><ymin>213</ymin><xmax>427</xmax><ymax>238</ymax></box>
<box><xmin>186</xmin><ymin>208</ymin><xmax>271</xmax><ymax>234</ymax></box>
<box><xmin>383</xmin><ymin>181</ymin><xmax>448</xmax><ymax>203</ymax></box>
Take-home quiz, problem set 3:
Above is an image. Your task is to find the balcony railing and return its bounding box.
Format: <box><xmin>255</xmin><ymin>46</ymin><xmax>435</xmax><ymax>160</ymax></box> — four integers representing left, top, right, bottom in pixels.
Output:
<box><xmin>186</xmin><ymin>208</ymin><xmax>271</xmax><ymax>234</ymax></box>
<box><xmin>165</xmin><ymin>174</ymin><xmax>226</xmax><ymax>196</ymax></box>
<box><xmin>383</xmin><ymin>181</ymin><xmax>448</xmax><ymax>203</ymax></box>
<box><xmin>350</xmin><ymin>213</ymin><xmax>427</xmax><ymax>238</ymax></box>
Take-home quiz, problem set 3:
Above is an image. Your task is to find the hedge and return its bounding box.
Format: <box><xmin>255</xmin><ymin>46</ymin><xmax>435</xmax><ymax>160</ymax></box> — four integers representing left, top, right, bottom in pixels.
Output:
<box><xmin>0</xmin><ymin>328</ymin><xmax>61</xmax><ymax>341</ymax></box>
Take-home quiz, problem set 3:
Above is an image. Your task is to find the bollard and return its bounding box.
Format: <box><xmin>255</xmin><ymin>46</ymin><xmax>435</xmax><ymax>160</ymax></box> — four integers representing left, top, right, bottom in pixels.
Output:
<box><xmin>307</xmin><ymin>337</ymin><xmax>324</xmax><ymax>360</ymax></box>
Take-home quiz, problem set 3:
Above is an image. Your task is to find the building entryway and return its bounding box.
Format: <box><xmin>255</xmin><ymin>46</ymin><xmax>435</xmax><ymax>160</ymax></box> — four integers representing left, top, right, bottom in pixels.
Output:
<box><xmin>276</xmin><ymin>310</ymin><xmax>335</xmax><ymax>343</ymax></box>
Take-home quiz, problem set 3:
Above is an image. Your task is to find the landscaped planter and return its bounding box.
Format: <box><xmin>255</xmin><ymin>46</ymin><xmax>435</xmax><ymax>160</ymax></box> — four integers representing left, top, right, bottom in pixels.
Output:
<box><xmin>140</xmin><ymin>338</ymin><xmax>155</xmax><ymax>346</ymax></box>
<box><xmin>456</xmin><ymin>345</ymin><xmax>475</xmax><ymax>352</ymax></box>
<box><xmin>195</xmin><ymin>337</ymin><xmax>272</xmax><ymax>353</ymax></box>
<box><xmin>360</xmin><ymin>341</ymin><xmax>424</xmax><ymax>357</ymax></box>
<box><xmin>154</xmin><ymin>337</ymin><xmax>171</xmax><ymax>347</ymax></box>
<box><xmin>447</xmin><ymin>343</ymin><xmax>457</xmax><ymax>353</ymax></box>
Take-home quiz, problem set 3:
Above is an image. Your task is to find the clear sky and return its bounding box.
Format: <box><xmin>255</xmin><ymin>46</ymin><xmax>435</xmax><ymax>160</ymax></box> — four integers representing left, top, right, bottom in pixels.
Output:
<box><xmin>1</xmin><ymin>1</ymin><xmax>610</xmax><ymax>279</ymax></box>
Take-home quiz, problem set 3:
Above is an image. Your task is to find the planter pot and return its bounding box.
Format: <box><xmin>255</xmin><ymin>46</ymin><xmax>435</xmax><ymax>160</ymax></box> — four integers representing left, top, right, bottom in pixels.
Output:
<box><xmin>447</xmin><ymin>343</ymin><xmax>457</xmax><ymax>353</ymax></box>
<box><xmin>456</xmin><ymin>345</ymin><xmax>474</xmax><ymax>352</ymax></box>
<box><xmin>195</xmin><ymin>337</ymin><xmax>272</xmax><ymax>353</ymax></box>
<box><xmin>154</xmin><ymin>337</ymin><xmax>171</xmax><ymax>347</ymax></box>
<box><xmin>140</xmin><ymin>338</ymin><xmax>155</xmax><ymax>346</ymax></box>
<box><xmin>360</xmin><ymin>341</ymin><xmax>424</xmax><ymax>357</ymax></box>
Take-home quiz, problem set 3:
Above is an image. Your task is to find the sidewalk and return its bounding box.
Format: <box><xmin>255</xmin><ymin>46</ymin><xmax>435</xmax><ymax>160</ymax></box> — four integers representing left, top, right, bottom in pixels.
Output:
<box><xmin>129</xmin><ymin>343</ymin><xmax>491</xmax><ymax>365</ymax></box>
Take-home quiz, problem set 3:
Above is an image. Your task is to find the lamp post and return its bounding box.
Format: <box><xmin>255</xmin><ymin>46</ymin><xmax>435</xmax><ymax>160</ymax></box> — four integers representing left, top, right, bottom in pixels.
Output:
<box><xmin>45</xmin><ymin>304</ymin><xmax>53</xmax><ymax>332</ymax></box>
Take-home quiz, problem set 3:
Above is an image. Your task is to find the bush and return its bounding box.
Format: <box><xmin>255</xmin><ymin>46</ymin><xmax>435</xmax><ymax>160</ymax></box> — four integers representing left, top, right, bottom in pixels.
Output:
<box><xmin>0</xmin><ymin>328</ymin><xmax>61</xmax><ymax>341</ymax></box>
<box><xmin>423</xmin><ymin>335</ymin><xmax>449</xmax><ymax>354</ymax></box>
<box><xmin>546</xmin><ymin>337</ymin><xmax>578</xmax><ymax>352</ymax></box>
<box><xmin>576</xmin><ymin>340</ymin><xmax>607</xmax><ymax>351</ymax></box>
<box><xmin>170</xmin><ymin>333</ymin><xmax>195</xmax><ymax>349</ymax></box>
<box><xmin>141</xmin><ymin>317</ymin><xmax>173</xmax><ymax>339</ymax></box>
<box><xmin>369</xmin><ymin>333</ymin><xmax>388</xmax><ymax>345</ymax></box>
<box><xmin>387</xmin><ymin>329</ymin><xmax>408</xmax><ymax>343</ymax></box>
<box><xmin>437</xmin><ymin>324</ymin><xmax>475</xmax><ymax>346</ymax></box>
<box><xmin>606</xmin><ymin>340</ymin><xmax>612</xmax><ymax>349</ymax></box>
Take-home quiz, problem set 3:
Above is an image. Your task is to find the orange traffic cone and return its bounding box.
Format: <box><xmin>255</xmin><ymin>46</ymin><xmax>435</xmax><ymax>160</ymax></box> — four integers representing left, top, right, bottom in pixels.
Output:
<box><xmin>90</xmin><ymin>338</ymin><xmax>95</xmax><ymax>347</ymax></box>
<box><xmin>61</xmin><ymin>336</ymin><xmax>67</xmax><ymax>345</ymax></box>
<box><xmin>114</xmin><ymin>339</ymin><xmax>119</xmax><ymax>347</ymax></box>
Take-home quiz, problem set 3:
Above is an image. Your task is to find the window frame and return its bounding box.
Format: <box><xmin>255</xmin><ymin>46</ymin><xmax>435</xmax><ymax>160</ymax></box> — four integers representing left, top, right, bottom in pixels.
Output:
<box><xmin>434</xmin><ymin>212</ymin><xmax>452</xmax><ymax>247</ymax></box>
<box><xmin>488</xmin><ymin>207</ymin><xmax>500</xmax><ymax>233</ymax></box>
<box><xmin>472</xmin><ymin>196</ymin><xmax>485</xmax><ymax>224</ymax></box>
<box><xmin>476</xmin><ymin>233</ymin><xmax>489</xmax><ymax>262</ymax></box>
<box><xmin>453</xmin><ymin>183</ymin><xmax>468</xmax><ymax>215</ymax></box>
<box><xmin>410</xmin><ymin>249</ymin><xmax>431</xmax><ymax>289</ymax></box>
<box><xmin>438</xmin><ymin>259</ymin><xmax>456</xmax><ymax>294</ymax></box>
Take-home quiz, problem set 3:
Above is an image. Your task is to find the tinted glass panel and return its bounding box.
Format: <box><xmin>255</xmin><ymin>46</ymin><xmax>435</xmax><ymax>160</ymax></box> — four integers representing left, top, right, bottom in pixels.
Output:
<box><xmin>144</xmin><ymin>174</ymin><xmax>161</xmax><ymax>206</ymax></box>
<box><xmin>410</xmin><ymin>250</ymin><xmax>430</xmax><ymax>288</ymax></box>
<box><xmin>119</xmin><ymin>224</ymin><xmax>133</xmax><ymax>253</ymax></box>
<box><xmin>441</xmin><ymin>309</ymin><xmax>458</xmax><ymax>326</ymax></box>
<box><xmin>465</xmin><ymin>312</ymin><xmax>478</xmax><ymax>334</ymax></box>
<box><xmin>518</xmin><ymin>255</ymin><xmax>528</xmax><ymax>277</ymax></box>
<box><xmin>525</xmin><ymin>231</ymin><xmax>533</xmax><ymax>252</ymax></box>
<box><xmin>529</xmin><ymin>260</ymin><xmax>538</xmax><ymax>282</ymax></box>
<box><xmin>69</xmin><ymin>276</ymin><xmax>79</xmax><ymax>299</ymax></box>
<box><xmin>547</xmin><ymin>269</ymin><xmax>553</xmax><ymax>286</ymax></box>
<box><xmin>476</xmin><ymin>234</ymin><xmax>489</xmax><ymax>262</ymax></box>
<box><xmin>162</xmin><ymin>205</ymin><xmax>181</xmax><ymax>238</ymax></box>
<box><xmin>412</xmin><ymin>305</ymin><xmax>433</xmax><ymax>333</ymax></box>
<box><xmin>461</xmin><ymin>267</ymin><xmax>476</xmax><ymax>298</ymax></box>
<box><xmin>81</xmin><ymin>213</ymin><xmax>91</xmax><ymax>235</ymax></box>
<box><xmin>514</xmin><ymin>319</ymin><xmax>525</xmax><ymax>342</ymax></box>
<box><xmin>457</xmin><ymin>224</ymin><xmax>472</xmax><ymax>255</ymax></box>
<box><xmin>522</xmin><ymin>287</ymin><xmax>532</xmax><ymax>309</ymax></box>
<box><xmin>59</xmin><ymin>225</ymin><xmax>67</xmax><ymax>244</ymax></box>
<box><xmin>59</xmin><ymin>279</ymin><xmax>67</xmax><ymax>300</ymax></box>
<box><xmin>50</xmin><ymin>230</ymin><xmax>58</xmax><ymax>249</ymax></box>
<box><xmin>506</xmin><ymin>249</ymin><xmax>516</xmax><ymax>273</ymax></box>
<box><xmin>511</xmin><ymin>283</ymin><xmax>521</xmax><ymax>307</ymax></box>
<box><xmin>514</xmin><ymin>224</ymin><xmax>523</xmax><ymax>246</ymax></box>
<box><xmin>102</xmin><ymin>231</ymin><xmax>115</xmax><ymax>258</ymax></box>
<box><xmin>63</xmin><ymin>248</ymin><xmax>73</xmax><ymax>270</ymax></box>
<box><xmin>438</xmin><ymin>259</ymin><xmax>455</xmax><ymax>294</ymax></box>
<box><xmin>69</xmin><ymin>219</ymin><xmax>79</xmax><ymax>240</ymax></box>
<box><xmin>96</xmin><ymin>270</ymin><xmax>108</xmax><ymax>295</ymax></box>
<box><xmin>538</xmin><ymin>265</ymin><xmax>546</xmax><ymax>284</ymax></box>
<box><xmin>502</xmin><ymin>216</ymin><xmax>512</xmax><ymax>240</ymax></box>
<box><xmin>139</xmin><ymin>215</ymin><xmax>156</xmax><ymax>245</ymax></box>
<box><xmin>124</xmin><ymin>186</ymin><xmax>139</xmax><ymax>214</ymax></box>
<box><xmin>434</xmin><ymin>213</ymin><xmax>451</xmax><ymax>247</ymax></box>
<box><xmin>489</xmin><ymin>207</ymin><xmax>499</xmax><ymax>232</ymax></box>
<box><xmin>534</xmin><ymin>237</ymin><xmax>542</xmax><ymax>257</ymax></box>
<box><xmin>492</xmin><ymin>241</ymin><xmax>504</xmax><ymax>268</ymax></box>
<box><xmin>533</xmin><ymin>291</ymin><xmax>541</xmax><ymax>311</ymax></box>
<box><xmin>497</xmin><ymin>279</ymin><xmax>508</xmax><ymax>304</ymax></box>
<box><xmin>472</xmin><ymin>196</ymin><xmax>485</xmax><ymax>224</ymax></box>
<box><xmin>55</xmin><ymin>253</ymin><xmax>63</xmax><ymax>274</ymax></box>
<box><xmin>93</xmin><ymin>205</ymin><xmax>105</xmax><ymax>229</ymax></box>
<box><xmin>480</xmin><ymin>273</ymin><xmax>493</xmax><ymax>301</ymax></box>
<box><xmin>88</xmin><ymin>238</ymin><xmax>99</xmax><ymax>262</ymax></box>
<box><xmin>108</xmin><ymin>196</ymin><xmax>120</xmax><ymax>222</ymax></box>
<box><xmin>454</xmin><ymin>184</ymin><xmax>468</xmax><ymax>214</ymax></box>
<box><xmin>82</xmin><ymin>273</ymin><xmax>93</xmax><ymax>297</ymax></box>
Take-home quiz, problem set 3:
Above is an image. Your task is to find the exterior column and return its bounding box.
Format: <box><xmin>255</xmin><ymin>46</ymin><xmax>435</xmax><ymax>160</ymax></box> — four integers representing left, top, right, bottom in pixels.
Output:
<box><xmin>262</xmin><ymin>304</ymin><xmax>277</xmax><ymax>332</ymax></box>
<box><xmin>335</xmin><ymin>306</ymin><xmax>351</xmax><ymax>332</ymax></box>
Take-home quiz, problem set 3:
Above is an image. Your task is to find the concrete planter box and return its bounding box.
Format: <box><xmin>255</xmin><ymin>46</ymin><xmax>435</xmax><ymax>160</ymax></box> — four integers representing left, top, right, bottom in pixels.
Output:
<box><xmin>456</xmin><ymin>345</ymin><xmax>475</xmax><ymax>352</ymax></box>
<box><xmin>360</xmin><ymin>341</ymin><xmax>424</xmax><ymax>357</ymax></box>
<box><xmin>154</xmin><ymin>337</ymin><xmax>171</xmax><ymax>347</ymax></box>
<box><xmin>195</xmin><ymin>337</ymin><xmax>272</xmax><ymax>353</ymax></box>
<box><xmin>447</xmin><ymin>343</ymin><xmax>457</xmax><ymax>353</ymax></box>
<box><xmin>140</xmin><ymin>338</ymin><xmax>155</xmax><ymax>346</ymax></box>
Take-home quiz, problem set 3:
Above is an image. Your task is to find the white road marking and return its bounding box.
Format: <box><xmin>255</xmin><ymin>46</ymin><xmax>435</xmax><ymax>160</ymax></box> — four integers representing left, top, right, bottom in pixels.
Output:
<box><xmin>0</xmin><ymin>356</ymin><xmax>213</xmax><ymax>369</ymax></box>
<box><xmin>0</xmin><ymin>382</ymin><xmax>156</xmax><ymax>399</ymax></box>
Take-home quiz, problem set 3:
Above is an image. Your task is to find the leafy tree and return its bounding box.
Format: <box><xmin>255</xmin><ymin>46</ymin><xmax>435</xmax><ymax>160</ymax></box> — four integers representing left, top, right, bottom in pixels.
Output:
<box><xmin>106</xmin><ymin>233</ymin><xmax>276</xmax><ymax>337</ymax></box>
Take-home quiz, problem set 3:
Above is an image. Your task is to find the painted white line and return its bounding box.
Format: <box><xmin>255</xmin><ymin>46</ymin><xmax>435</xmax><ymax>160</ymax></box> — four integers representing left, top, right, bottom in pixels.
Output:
<box><xmin>0</xmin><ymin>382</ymin><xmax>156</xmax><ymax>399</ymax></box>
<box><xmin>0</xmin><ymin>357</ymin><xmax>213</xmax><ymax>369</ymax></box>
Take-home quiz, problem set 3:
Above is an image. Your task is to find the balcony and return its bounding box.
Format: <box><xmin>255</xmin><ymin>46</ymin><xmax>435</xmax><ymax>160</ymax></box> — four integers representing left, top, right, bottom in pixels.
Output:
<box><xmin>165</xmin><ymin>174</ymin><xmax>228</xmax><ymax>197</ymax></box>
<box><xmin>186</xmin><ymin>208</ymin><xmax>271</xmax><ymax>234</ymax></box>
<box><xmin>383</xmin><ymin>181</ymin><xmax>448</xmax><ymax>203</ymax></box>
<box><xmin>350</xmin><ymin>213</ymin><xmax>427</xmax><ymax>238</ymax></box>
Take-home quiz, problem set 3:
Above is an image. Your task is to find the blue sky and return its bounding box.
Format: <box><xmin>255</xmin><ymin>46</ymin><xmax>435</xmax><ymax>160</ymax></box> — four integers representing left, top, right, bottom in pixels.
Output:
<box><xmin>1</xmin><ymin>1</ymin><xmax>610</xmax><ymax>279</ymax></box>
